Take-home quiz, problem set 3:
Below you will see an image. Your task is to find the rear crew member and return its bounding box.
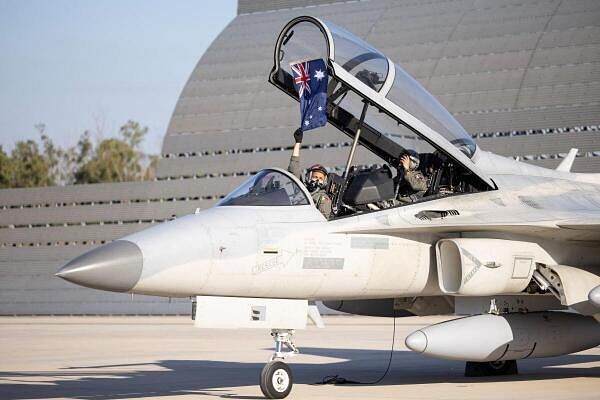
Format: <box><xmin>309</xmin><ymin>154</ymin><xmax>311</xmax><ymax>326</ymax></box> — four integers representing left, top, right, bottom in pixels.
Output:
<box><xmin>395</xmin><ymin>149</ymin><xmax>428</xmax><ymax>204</ymax></box>
<box><xmin>288</xmin><ymin>128</ymin><xmax>333</xmax><ymax>219</ymax></box>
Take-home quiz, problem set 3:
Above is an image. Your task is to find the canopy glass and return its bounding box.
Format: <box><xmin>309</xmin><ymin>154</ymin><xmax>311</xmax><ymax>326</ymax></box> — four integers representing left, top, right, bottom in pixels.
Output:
<box><xmin>328</xmin><ymin>23</ymin><xmax>389</xmax><ymax>92</ymax></box>
<box><xmin>386</xmin><ymin>65</ymin><xmax>476</xmax><ymax>157</ymax></box>
<box><xmin>270</xmin><ymin>16</ymin><xmax>492</xmax><ymax>188</ymax></box>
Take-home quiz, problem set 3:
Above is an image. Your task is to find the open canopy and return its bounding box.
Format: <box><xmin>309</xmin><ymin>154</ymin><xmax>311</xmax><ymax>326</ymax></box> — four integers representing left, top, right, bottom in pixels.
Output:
<box><xmin>269</xmin><ymin>16</ymin><xmax>494</xmax><ymax>189</ymax></box>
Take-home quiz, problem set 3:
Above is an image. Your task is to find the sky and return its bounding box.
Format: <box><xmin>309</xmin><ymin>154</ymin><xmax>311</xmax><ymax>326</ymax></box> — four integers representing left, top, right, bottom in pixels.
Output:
<box><xmin>0</xmin><ymin>0</ymin><xmax>237</xmax><ymax>155</ymax></box>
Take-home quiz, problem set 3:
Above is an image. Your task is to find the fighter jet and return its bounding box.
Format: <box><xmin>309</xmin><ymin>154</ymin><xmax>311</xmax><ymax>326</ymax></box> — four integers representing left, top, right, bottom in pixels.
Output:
<box><xmin>56</xmin><ymin>16</ymin><xmax>600</xmax><ymax>399</ymax></box>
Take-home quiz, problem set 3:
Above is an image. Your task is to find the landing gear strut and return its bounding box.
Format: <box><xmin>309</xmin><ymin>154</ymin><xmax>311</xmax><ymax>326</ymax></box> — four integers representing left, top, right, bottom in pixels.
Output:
<box><xmin>260</xmin><ymin>329</ymin><xmax>298</xmax><ymax>399</ymax></box>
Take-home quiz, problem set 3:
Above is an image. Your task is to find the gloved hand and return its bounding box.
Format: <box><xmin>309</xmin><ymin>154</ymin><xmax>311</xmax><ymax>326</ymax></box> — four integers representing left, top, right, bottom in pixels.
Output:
<box><xmin>400</xmin><ymin>154</ymin><xmax>411</xmax><ymax>171</ymax></box>
<box><xmin>293</xmin><ymin>128</ymin><xmax>304</xmax><ymax>143</ymax></box>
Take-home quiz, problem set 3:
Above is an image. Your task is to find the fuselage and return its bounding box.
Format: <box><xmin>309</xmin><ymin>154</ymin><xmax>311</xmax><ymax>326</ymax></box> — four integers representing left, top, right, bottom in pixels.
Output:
<box><xmin>112</xmin><ymin>154</ymin><xmax>600</xmax><ymax>300</ymax></box>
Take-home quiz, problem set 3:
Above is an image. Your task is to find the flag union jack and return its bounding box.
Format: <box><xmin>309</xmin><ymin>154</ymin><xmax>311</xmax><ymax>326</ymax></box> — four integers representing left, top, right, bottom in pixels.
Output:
<box><xmin>291</xmin><ymin>62</ymin><xmax>311</xmax><ymax>98</ymax></box>
<box><xmin>291</xmin><ymin>58</ymin><xmax>328</xmax><ymax>132</ymax></box>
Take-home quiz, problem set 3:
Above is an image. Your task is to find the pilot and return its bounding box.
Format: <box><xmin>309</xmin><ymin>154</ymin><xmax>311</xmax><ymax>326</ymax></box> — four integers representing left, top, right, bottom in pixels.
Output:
<box><xmin>394</xmin><ymin>149</ymin><xmax>428</xmax><ymax>204</ymax></box>
<box><xmin>288</xmin><ymin>128</ymin><xmax>333</xmax><ymax>219</ymax></box>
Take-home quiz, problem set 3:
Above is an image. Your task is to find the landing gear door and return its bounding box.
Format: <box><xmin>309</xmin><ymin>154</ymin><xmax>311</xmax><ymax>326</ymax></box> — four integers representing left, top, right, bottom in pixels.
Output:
<box><xmin>194</xmin><ymin>296</ymin><xmax>307</xmax><ymax>329</ymax></box>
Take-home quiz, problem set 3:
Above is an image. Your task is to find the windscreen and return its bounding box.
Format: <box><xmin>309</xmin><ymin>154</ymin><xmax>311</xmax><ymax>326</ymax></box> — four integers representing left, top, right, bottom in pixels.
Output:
<box><xmin>217</xmin><ymin>170</ymin><xmax>310</xmax><ymax>207</ymax></box>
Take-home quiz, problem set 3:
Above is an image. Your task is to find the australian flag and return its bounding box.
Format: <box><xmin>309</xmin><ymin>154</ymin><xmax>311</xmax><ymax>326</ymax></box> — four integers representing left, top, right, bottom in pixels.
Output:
<box><xmin>291</xmin><ymin>58</ymin><xmax>328</xmax><ymax>131</ymax></box>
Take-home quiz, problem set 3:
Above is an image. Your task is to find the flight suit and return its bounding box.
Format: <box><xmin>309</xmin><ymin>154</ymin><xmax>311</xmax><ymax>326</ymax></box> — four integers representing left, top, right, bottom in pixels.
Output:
<box><xmin>288</xmin><ymin>155</ymin><xmax>333</xmax><ymax>219</ymax></box>
<box><xmin>395</xmin><ymin>169</ymin><xmax>428</xmax><ymax>204</ymax></box>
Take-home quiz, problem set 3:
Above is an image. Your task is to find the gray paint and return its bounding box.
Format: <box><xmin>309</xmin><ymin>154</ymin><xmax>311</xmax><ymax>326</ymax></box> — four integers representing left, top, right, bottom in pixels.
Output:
<box><xmin>350</xmin><ymin>236</ymin><xmax>389</xmax><ymax>250</ymax></box>
<box><xmin>238</xmin><ymin>0</ymin><xmax>335</xmax><ymax>14</ymax></box>
<box><xmin>0</xmin><ymin>201</ymin><xmax>205</xmax><ymax>228</ymax></box>
<box><xmin>0</xmin><ymin>179</ymin><xmax>223</xmax><ymax>207</ymax></box>
<box><xmin>302</xmin><ymin>257</ymin><xmax>345</xmax><ymax>270</ymax></box>
<box><xmin>56</xmin><ymin>240</ymin><xmax>143</xmax><ymax>292</ymax></box>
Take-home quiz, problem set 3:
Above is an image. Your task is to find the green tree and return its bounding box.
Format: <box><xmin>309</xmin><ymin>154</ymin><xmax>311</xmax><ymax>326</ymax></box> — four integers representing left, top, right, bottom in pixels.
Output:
<box><xmin>120</xmin><ymin>120</ymin><xmax>148</xmax><ymax>149</ymax></box>
<box><xmin>73</xmin><ymin>120</ymin><xmax>149</xmax><ymax>184</ymax></box>
<box><xmin>10</xmin><ymin>139</ymin><xmax>55</xmax><ymax>187</ymax></box>
<box><xmin>61</xmin><ymin>130</ymin><xmax>93</xmax><ymax>185</ymax></box>
<box><xmin>38</xmin><ymin>124</ymin><xmax>65</xmax><ymax>185</ymax></box>
<box><xmin>2</xmin><ymin>120</ymin><xmax>155</xmax><ymax>188</ymax></box>
<box><xmin>75</xmin><ymin>130</ymin><xmax>93</xmax><ymax>165</ymax></box>
<box><xmin>0</xmin><ymin>146</ymin><xmax>13</xmax><ymax>188</ymax></box>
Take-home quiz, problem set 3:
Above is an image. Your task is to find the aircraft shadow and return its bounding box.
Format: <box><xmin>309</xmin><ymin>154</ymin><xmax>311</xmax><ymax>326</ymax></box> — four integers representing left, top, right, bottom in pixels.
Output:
<box><xmin>0</xmin><ymin>348</ymin><xmax>598</xmax><ymax>399</ymax></box>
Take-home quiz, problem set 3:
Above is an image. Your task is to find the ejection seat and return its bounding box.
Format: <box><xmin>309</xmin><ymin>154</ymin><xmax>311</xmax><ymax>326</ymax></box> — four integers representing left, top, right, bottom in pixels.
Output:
<box><xmin>337</xmin><ymin>165</ymin><xmax>395</xmax><ymax>214</ymax></box>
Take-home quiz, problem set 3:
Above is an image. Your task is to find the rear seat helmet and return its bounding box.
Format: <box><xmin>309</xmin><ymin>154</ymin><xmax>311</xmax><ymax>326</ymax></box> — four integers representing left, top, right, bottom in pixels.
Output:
<box><xmin>403</xmin><ymin>150</ymin><xmax>420</xmax><ymax>171</ymax></box>
<box><xmin>305</xmin><ymin>164</ymin><xmax>328</xmax><ymax>192</ymax></box>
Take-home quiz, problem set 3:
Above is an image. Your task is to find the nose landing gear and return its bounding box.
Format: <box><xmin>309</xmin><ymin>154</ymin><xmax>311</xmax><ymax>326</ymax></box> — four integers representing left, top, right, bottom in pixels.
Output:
<box><xmin>260</xmin><ymin>361</ymin><xmax>292</xmax><ymax>399</ymax></box>
<box><xmin>260</xmin><ymin>329</ymin><xmax>298</xmax><ymax>399</ymax></box>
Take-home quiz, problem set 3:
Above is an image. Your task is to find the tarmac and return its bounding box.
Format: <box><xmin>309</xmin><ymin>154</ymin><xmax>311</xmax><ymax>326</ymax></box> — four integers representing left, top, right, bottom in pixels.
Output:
<box><xmin>0</xmin><ymin>315</ymin><xmax>598</xmax><ymax>400</ymax></box>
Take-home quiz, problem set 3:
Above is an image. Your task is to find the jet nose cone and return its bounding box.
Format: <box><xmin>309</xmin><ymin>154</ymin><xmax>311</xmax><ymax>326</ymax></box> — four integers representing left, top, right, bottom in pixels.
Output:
<box><xmin>56</xmin><ymin>240</ymin><xmax>143</xmax><ymax>292</ymax></box>
<box><xmin>405</xmin><ymin>330</ymin><xmax>427</xmax><ymax>353</ymax></box>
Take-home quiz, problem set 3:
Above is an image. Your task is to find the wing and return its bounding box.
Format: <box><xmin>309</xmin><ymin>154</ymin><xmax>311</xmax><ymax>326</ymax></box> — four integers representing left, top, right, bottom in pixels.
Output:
<box><xmin>337</xmin><ymin>208</ymin><xmax>600</xmax><ymax>242</ymax></box>
<box><xmin>557</xmin><ymin>220</ymin><xmax>600</xmax><ymax>232</ymax></box>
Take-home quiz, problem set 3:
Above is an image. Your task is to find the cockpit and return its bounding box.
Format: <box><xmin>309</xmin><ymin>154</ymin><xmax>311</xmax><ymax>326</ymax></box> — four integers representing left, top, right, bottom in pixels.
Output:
<box><xmin>218</xmin><ymin>169</ymin><xmax>309</xmax><ymax>207</ymax></box>
<box><xmin>219</xmin><ymin>16</ymin><xmax>496</xmax><ymax>218</ymax></box>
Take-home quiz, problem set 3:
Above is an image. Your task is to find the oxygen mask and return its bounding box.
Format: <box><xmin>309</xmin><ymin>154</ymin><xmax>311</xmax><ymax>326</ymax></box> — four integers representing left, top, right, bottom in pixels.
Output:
<box><xmin>306</xmin><ymin>178</ymin><xmax>325</xmax><ymax>193</ymax></box>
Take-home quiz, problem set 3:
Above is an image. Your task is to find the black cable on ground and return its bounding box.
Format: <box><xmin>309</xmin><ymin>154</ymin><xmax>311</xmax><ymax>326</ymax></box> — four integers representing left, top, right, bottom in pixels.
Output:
<box><xmin>312</xmin><ymin>315</ymin><xmax>397</xmax><ymax>385</ymax></box>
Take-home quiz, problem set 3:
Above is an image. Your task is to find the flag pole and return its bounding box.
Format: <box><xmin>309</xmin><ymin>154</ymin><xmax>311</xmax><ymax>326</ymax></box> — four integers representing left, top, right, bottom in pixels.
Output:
<box><xmin>342</xmin><ymin>100</ymin><xmax>369</xmax><ymax>178</ymax></box>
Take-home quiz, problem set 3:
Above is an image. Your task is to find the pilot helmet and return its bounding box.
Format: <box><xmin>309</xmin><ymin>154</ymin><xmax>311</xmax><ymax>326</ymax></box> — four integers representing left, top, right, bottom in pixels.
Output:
<box><xmin>305</xmin><ymin>163</ymin><xmax>328</xmax><ymax>192</ymax></box>
<box><xmin>402</xmin><ymin>150</ymin><xmax>420</xmax><ymax>171</ymax></box>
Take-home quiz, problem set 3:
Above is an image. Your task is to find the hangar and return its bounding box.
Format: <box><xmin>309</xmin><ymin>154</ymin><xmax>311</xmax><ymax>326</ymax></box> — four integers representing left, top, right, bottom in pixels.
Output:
<box><xmin>1</xmin><ymin>0</ymin><xmax>599</xmax><ymax>314</ymax></box>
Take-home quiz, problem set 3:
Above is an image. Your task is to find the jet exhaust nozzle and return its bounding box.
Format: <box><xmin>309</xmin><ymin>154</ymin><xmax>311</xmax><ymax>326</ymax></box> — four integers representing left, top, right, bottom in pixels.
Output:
<box><xmin>55</xmin><ymin>240</ymin><xmax>143</xmax><ymax>292</ymax></box>
<box><xmin>405</xmin><ymin>312</ymin><xmax>600</xmax><ymax>362</ymax></box>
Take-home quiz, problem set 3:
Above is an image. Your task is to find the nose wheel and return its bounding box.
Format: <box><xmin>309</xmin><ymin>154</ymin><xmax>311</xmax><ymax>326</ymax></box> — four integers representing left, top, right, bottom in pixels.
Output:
<box><xmin>260</xmin><ymin>361</ymin><xmax>292</xmax><ymax>399</ymax></box>
<box><xmin>260</xmin><ymin>329</ymin><xmax>298</xmax><ymax>399</ymax></box>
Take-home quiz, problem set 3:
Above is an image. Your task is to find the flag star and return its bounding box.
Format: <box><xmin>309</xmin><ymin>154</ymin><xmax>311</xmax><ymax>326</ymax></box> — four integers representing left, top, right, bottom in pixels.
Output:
<box><xmin>304</xmin><ymin>120</ymin><xmax>310</xmax><ymax>126</ymax></box>
<box><xmin>309</xmin><ymin>115</ymin><xmax>313</xmax><ymax>119</ymax></box>
<box><xmin>314</xmin><ymin>69</ymin><xmax>325</xmax><ymax>80</ymax></box>
<box><xmin>317</xmin><ymin>106</ymin><xmax>323</xmax><ymax>111</ymax></box>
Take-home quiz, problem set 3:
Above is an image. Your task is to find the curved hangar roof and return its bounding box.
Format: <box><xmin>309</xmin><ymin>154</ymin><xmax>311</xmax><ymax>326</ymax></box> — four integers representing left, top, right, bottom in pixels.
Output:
<box><xmin>158</xmin><ymin>0</ymin><xmax>600</xmax><ymax>180</ymax></box>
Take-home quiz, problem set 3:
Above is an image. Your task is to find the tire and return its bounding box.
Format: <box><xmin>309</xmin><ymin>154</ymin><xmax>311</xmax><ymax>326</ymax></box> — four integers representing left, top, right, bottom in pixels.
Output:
<box><xmin>260</xmin><ymin>361</ymin><xmax>293</xmax><ymax>399</ymax></box>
